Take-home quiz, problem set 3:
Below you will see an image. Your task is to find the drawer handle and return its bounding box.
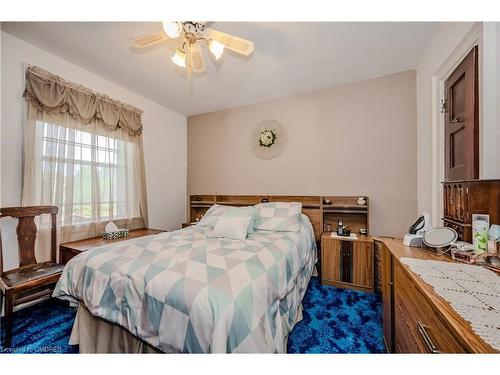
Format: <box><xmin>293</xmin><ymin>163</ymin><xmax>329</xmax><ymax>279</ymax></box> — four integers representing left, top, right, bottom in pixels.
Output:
<box><xmin>417</xmin><ymin>322</ymin><xmax>440</xmax><ymax>354</ymax></box>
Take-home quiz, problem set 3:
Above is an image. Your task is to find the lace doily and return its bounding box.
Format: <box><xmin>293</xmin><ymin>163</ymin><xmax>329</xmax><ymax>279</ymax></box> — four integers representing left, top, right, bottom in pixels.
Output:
<box><xmin>400</xmin><ymin>258</ymin><xmax>500</xmax><ymax>351</ymax></box>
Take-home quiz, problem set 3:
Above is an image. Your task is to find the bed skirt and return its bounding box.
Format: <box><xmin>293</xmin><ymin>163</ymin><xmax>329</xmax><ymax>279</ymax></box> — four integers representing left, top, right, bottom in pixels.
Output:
<box><xmin>69</xmin><ymin>302</ymin><xmax>303</xmax><ymax>354</ymax></box>
<box><xmin>69</xmin><ymin>304</ymin><xmax>160</xmax><ymax>353</ymax></box>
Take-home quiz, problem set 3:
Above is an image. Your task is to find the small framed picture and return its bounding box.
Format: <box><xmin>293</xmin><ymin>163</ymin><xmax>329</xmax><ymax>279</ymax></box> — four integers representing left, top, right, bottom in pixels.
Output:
<box><xmin>472</xmin><ymin>214</ymin><xmax>490</xmax><ymax>253</ymax></box>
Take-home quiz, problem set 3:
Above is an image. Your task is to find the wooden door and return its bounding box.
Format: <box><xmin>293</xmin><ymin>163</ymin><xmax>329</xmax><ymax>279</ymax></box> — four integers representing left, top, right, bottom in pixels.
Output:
<box><xmin>321</xmin><ymin>238</ymin><xmax>341</xmax><ymax>282</ymax></box>
<box><xmin>444</xmin><ymin>46</ymin><xmax>479</xmax><ymax>181</ymax></box>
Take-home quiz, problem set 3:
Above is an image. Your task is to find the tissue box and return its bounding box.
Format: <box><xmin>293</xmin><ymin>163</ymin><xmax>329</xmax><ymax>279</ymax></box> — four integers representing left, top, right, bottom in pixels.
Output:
<box><xmin>102</xmin><ymin>229</ymin><xmax>129</xmax><ymax>240</ymax></box>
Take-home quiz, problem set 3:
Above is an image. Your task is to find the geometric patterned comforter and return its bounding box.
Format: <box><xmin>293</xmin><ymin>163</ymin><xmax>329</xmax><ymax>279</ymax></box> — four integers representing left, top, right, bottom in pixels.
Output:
<box><xmin>53</xmin><ymin>215</ymin><xmax>317</xmax><ymax>353</ymax></box>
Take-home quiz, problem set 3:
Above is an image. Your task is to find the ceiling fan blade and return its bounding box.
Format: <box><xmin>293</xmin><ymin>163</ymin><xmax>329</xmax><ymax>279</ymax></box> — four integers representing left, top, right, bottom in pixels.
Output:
<box><xmin>190</xmin><ymin>43</ymin><xmax>206</xmax><ymax>73</ymax></box>
<box><xmin>130</xmin><ymin>32</ymin><xmax>169</xmax><ymax>48</ymax></box>
<box><xmin>205</xmin><ymin>28</ymin><xmax>254</xmax><ymax>56</ymax></box>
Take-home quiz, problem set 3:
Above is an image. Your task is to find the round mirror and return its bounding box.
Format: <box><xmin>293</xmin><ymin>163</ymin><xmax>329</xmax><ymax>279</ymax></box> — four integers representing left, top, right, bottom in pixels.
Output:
<box><xmin>423</xmin><ymin>227</ymin><xmax>458</xmax><ymax>248</ymax></box>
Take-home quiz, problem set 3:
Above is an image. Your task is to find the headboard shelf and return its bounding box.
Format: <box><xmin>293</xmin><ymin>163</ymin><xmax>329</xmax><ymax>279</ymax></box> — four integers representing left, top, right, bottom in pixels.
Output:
<box><xmin>323</xmin><ymin>208</ymin><xmax>368</xmax><ymax>214</ymax></box>
<box><xmin>321</xmin><ymin>195</ymin><xmax>369</xmax><ymax>235</ymax></box>
<box><xmin>188</xmin><ymin>194</ymin><xmax>370</xmax><ymax>243</ymax></box>
<box><xmin>191</xmin><ymin>204</ymin><xmax>213</xmax><ymax>208</ymax></box>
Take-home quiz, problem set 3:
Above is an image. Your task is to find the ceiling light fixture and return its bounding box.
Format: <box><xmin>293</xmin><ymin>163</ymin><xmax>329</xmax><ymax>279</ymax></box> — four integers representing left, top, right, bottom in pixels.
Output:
<box><xmin>130</xmin><ymin>22</ymin><xmax>254</xmax><ymax>74</ymax></box>
<box><xmin>208</xmin><ymin>40</ymin><xmax>225</xmax><ymax>60</ymax></box>
<box><xmin>171</xmin><ymin>48</ymin><xmax>186</xmax><ymax>68</ymax></box>
<box><xmin>162</xmin><ymin>22</ymin><xmax>182</xmax><ymax>39</ymax></box>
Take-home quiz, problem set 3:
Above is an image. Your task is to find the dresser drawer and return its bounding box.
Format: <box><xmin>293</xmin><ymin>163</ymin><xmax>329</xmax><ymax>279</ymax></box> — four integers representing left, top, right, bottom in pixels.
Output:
<box><xmin>394</xmin><ymin>262</ymin><xmax>471</xmax><ymax>353</ymax></box>
<box><xmin>394</xmin><ymin>298</ymin><xmax>425</xmax><ymax>353</ymax></box>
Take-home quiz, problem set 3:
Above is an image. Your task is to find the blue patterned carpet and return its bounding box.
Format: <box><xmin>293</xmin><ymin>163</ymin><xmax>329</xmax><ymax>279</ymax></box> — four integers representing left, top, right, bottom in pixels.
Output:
<box><xmin>287</xmin><ymin>277</ymin><xmax>385</xmax><ymax>353</ymax></box>
<box><xmin>0</xmin><ymin>298</ymin><xmax>78</xmax><ymax>354</ymax></box>
<box><xmin>1</xmin><ymin>277</ymin><xmax>384</xmax><ymax>354</ymax></box>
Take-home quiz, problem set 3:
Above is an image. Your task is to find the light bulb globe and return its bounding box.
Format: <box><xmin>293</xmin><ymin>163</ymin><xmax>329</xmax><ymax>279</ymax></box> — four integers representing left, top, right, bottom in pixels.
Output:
<box><xmin>162</xmin><ymin>22</ymin><xmax>181</xmax><ymax>39</ymax></box>
<box><xmin>171</xmin><ymin>48</ymin><xmax>186</xmax><ymax>68</ymax></box>
<box><xmin>209</xmin><ymin>40</ymin><xmax>225</xmax><ymax>60</ymax></box>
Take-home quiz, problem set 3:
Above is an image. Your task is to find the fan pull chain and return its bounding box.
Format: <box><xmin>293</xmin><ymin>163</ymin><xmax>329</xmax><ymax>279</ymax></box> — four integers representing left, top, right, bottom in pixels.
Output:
<box><xmin>186</xmin><ymin>42</ymin><xmax>192</xmax><ymax>81</ymax></box>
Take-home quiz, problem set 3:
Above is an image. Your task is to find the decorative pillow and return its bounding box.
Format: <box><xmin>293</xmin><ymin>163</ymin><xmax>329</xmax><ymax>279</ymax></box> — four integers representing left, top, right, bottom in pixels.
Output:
<box><xmin>253</xmin><ymin>202</ymin><xmax>302</xmax><ymax>232</ymax></box>
<box><xmin>198</xmin><ymin>204</ymin><xmax>255</xmax><ymax>233</ymax></box>
<box><xmin>197</xmin><ymin>204</ymin><xmax>227</xmax><ymax>228</ymax></box>
<box><xmin>210</xmin><ymin>207</ymin><xmax>255</xmax><ymax>240</ymax></box>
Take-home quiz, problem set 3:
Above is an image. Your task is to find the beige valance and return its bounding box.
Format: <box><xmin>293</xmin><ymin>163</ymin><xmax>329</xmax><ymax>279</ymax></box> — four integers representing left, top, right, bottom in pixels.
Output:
<box><xmin>23</xmin><ymin>65</ymin><xmax>143</xmax><ymax>136</ymax></box>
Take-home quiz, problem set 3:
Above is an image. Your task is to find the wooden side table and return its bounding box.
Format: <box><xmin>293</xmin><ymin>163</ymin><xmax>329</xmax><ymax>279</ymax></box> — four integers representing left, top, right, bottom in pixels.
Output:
<box><xmin>59</xmin><ymin>228</ymin><xmax>165</xmax><ymax>265</ymax></box>
<box><xmin>321</xmin><ymin>233</ymin><xmax>374</xmax><ymax>292</ymax></box>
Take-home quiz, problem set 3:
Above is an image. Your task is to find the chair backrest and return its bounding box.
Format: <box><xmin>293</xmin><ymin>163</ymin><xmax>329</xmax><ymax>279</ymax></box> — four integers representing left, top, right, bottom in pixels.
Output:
<box><xmin>0</xmin><ymin>206</ymin><xmax>58</xmax><ymax>275</ymax></box>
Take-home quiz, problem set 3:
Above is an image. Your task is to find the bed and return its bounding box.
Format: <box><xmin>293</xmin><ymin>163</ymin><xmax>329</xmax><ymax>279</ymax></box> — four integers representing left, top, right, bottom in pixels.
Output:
<box><xmin>53</xmin><ymin>212</ymin><xmax>317</xmax><ymax>353</ymax></box>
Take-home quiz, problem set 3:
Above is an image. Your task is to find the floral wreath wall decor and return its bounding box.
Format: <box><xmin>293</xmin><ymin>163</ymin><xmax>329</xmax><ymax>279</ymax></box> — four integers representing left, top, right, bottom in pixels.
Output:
<box><xmin>251</xmin><ymin>120</ymin><xmax>286</xmax><ymax>160</ymax></box>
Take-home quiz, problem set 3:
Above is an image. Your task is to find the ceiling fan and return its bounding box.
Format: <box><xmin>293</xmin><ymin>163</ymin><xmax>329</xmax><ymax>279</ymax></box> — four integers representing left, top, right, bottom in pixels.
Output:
<box><xmin>130</xmin><ymin>22</ymin><xmax>254</xmax><ymax>74</ymax></box>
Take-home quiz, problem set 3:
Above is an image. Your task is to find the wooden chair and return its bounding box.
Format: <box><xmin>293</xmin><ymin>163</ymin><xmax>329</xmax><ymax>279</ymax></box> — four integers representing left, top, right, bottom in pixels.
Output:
<box><xmin>0</xmin><ymin>206</ymin><xmax>64</xmax><ymax>348</ymax></box>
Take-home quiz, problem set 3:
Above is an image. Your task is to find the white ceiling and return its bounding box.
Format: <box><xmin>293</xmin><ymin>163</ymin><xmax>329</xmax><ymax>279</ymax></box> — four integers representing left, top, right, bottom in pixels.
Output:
<box><xmin>2</xmin><ymin>22</ymin><xmax>439</xmax><ymax>116</ymax></box>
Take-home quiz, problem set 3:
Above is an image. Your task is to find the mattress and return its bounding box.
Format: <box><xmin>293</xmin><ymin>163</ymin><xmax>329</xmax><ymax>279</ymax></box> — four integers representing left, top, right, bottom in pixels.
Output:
<box><xmin>53</xmin><ymin>214</ymin><xmax>317</xmax><ymax>353</ymax></box>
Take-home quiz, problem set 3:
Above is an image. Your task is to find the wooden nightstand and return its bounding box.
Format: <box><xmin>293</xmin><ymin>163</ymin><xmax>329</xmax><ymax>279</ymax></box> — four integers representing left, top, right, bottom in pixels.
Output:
<box><xmin>321</xmin><ymin>233</ymin><xmax>374</xmax><ymax>292</ymax></box>
<box><xmin>59</xmin><ymin>228</ymin><xmax>165</xmax><ymax>265</ymax></box>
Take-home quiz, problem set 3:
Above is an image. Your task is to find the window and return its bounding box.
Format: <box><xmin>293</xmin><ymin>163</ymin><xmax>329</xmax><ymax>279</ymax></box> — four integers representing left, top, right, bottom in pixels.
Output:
<box><xmin>22</xmin><ymin>66</ymin><xmax>147</xmax><ymax>245</ymax></box>
<box><xmin>38</xmin><ymin>121</ymin><xmax>140</xmax><ymax>226</ymax></box>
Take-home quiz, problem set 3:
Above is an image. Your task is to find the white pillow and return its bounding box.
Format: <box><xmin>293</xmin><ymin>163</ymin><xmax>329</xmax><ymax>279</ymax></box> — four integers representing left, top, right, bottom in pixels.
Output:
<box><xmin>198</xmin><ymin>204</ymin><xmax>255</xmax><ymax>233</ymax></box>
<box><xmin>197</xmin><ymin>204</ymin><xmax>227</xmax><ymax>228</ymax></box>
<box><xmin>211</xmin><ymin>217</ymin><xmax>253</xmax><ymax>240</ymax></box>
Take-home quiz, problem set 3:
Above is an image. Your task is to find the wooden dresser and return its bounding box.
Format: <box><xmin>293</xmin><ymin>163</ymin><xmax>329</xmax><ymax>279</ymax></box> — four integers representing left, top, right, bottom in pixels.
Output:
<box><xmin>442</xmin><ymin>179</ymin><xmax>500</xmax><ymax>242</ymax></box>
<box><xmin>379</xmin><ymin>237</ymin><xmax>496</xmax><ymax>353</ymax></box>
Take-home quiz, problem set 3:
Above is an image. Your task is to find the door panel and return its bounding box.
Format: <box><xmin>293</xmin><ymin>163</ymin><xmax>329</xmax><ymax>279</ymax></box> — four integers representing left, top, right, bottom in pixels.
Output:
<box><xmin>352</xmin><ymin>241</ymin><xmax>373</xmax><ymax>288</ymax></box>
<box><xmin>450</xmin><ymin>73</ymin><xmax>465</xmax><ymax>120</ymax></box>
<box><xmin>444</xmin><ymin>46</ymin><xmax>479</xmax><ymax>181</ymax></box>
<box><xmin>322</xmin><ymin>239</ymin><xmax>341</xmax><ymax>282</ymax></box>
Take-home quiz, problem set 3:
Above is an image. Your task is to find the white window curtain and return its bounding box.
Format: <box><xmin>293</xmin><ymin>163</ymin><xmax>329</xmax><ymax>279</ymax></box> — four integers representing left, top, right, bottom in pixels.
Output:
<box><xmin>22</xmin><ymin>66</ymin><xmax>148</xmax><ymax>250</ymax></box>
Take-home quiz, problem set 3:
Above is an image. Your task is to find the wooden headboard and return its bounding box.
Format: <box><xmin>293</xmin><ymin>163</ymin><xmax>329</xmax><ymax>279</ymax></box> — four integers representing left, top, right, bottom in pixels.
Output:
<box><xmin>188</xmin><ymin>195</ymin><xmax>370</xmax><ymax>243</ymax></box>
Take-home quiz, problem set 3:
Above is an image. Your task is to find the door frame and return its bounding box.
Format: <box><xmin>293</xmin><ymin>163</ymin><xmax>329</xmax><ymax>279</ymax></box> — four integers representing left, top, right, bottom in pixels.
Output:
<box><xmin>430</xmin><ymin>23</ymin><xmax>482</xmax><ymax>227</ymax></box>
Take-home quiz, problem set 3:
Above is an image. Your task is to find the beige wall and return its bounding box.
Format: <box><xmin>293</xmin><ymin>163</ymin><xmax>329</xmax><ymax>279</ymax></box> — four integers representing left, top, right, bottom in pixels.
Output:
<box><xmin>188</xmin><ymin>70</ymin><xmax>417</xmax><ymax>237</ymax></box>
